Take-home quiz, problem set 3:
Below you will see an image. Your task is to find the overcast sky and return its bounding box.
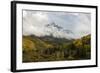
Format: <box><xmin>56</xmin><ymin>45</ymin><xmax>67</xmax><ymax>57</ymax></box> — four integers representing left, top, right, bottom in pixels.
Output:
<box><xmin>22</xmin><ymin>10</ymin><xmax>91</xmax><ymax>39</ymax></box>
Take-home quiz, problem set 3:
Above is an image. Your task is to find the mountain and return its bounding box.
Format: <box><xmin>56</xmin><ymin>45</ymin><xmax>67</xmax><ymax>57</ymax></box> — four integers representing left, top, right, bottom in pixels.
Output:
<box><xmin>46</xmin><ymin>22</ymin><xmax>73</xmax><ymax>35</ymax></box>
<box><xmin>46</xmin><ymin>22</ymin><xmax>63</xmax><ymax>30</ymax></box>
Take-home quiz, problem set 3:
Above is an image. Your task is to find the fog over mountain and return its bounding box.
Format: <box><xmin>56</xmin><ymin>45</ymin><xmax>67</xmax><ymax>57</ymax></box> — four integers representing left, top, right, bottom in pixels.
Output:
<box><xmin>23</xmin><ymin>10</ymin><xmax>91</xmax><ymax>39</ymax></box>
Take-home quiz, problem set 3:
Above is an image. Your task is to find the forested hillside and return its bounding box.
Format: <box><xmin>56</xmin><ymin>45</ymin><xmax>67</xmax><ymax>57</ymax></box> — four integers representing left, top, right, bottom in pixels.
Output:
<box><xmin>22</xmin><ymin>34</ymin><xmax>91</xmax><ymax>62</ymax></box>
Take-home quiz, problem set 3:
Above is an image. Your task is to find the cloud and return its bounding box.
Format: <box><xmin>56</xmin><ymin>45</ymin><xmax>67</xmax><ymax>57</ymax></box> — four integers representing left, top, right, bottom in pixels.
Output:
<box><xmin>23</xmin><ymin>10</ymin><xmax>91</xmax><ymax>39</ymax></box>
<box><xmin>23</xmin><ymin>11</ymin><xmax>50</xmax><ymax>36</ymax></box>
<box><xmin>73</xmin><ymin>13</ymin><xmax>91</xmax><ymax>38</ymax></box>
